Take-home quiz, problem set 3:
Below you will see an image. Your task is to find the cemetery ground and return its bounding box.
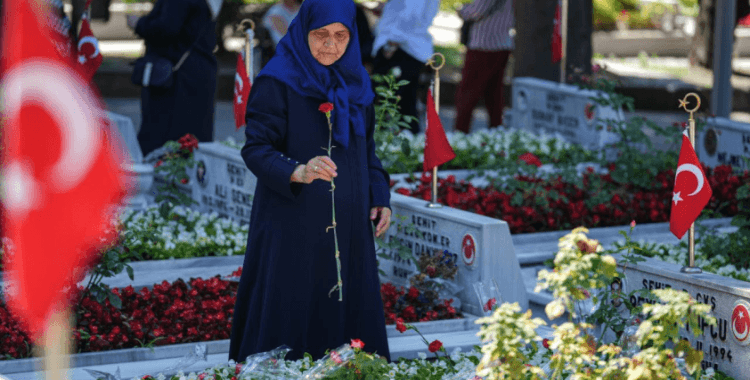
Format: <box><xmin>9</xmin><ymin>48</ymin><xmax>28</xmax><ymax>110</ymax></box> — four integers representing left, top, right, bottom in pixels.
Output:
<box><xmin>4</xmin><ymin>43</ymin><xmax>750</xmax><ymax>380</ymax></box>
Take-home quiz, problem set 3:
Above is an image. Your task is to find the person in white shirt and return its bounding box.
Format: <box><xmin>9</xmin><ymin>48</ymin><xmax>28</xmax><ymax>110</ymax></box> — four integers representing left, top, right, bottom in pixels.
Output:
<box><xmin>262</xmin><ymin>0</ymin><xmax>302</xmax><ymax>46</ymax></box>
<box><xmin>371</xmin><ymin>0</ymin><xmax>440</xmax><ymax>134</ymax></box>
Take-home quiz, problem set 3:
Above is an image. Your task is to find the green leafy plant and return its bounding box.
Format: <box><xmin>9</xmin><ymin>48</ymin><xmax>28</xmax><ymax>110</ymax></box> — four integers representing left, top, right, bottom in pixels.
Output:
<box><xmin>153</xmin><ymin>134</ymin><xmax>200</xmax><ymax>214</ymax></box>
<box><xmin>371</xmin><ymin>73</ymin><xmax>419</xmax><ymax>177</ymax></box>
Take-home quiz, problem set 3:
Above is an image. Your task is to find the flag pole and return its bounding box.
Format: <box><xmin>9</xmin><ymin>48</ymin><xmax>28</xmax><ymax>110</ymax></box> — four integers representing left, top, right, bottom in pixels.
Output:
<box><xmin>426</xmin><ymin>52</ymin><xmax>445</xmax><ymax>208</ymax></box>
<box><xmin>239</xmin><ymin>19</ymin><xmax>255</xmax><ymax>78</ymax></box>
<box><xmin>42</xmin><ymin>308</ymin><xmax>72</xmax><ymax>380</ymax></box>
<box><xmin>679</xmin><ymin>92</ymin><xmax>702</xmax><ymax>274</ymax></box>
<box><xmin>559</xmin><ymin>0</ymin><xmax>568</xmax><ymax>83</ymax></box>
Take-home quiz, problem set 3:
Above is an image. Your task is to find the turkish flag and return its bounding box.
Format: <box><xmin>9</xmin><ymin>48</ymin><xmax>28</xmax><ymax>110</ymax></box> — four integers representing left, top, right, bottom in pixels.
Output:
<box><xmin>234</xmin><ymin>52</ymin><xmax>251</xmax><ymax>130</ymax></box>
<box><xmin>423</xmin><ymin>85</ymin><xmax>455</xmax><ymax>172</ymax></box>
<box><xmin>1</xmin><ymin>0</ymin><xmax>129</xmax><ymax>343</ymax></box>
<box><xmin>76</xmin><ymin>15</ymin><xmax>103</xmax><ymax>80</ymax></box>
<box><xmin>669</xmin><ymin>131</ymin><xmax>713</xmax><ymax>239</ymax></box>
<box><xmin>552</xmin><ymin>0</ymin><xmax>562</xmax><ymax>63</ymax></box>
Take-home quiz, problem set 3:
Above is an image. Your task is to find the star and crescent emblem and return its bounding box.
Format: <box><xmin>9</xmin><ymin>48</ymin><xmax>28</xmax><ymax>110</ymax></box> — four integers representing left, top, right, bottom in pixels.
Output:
<box><xmin>732</xmin><ymin>301</ymin><xmax>750</xmax><ymax>345</ymax></box>
<box><xmin>672</xmin><ymin>163</ymin><xmax>705</xmax><ymax>205</ymax></box>
<box><xmin>1</xmin><ymin>60</ymin><xmax>102</xmax><ymax>222</ymax></box>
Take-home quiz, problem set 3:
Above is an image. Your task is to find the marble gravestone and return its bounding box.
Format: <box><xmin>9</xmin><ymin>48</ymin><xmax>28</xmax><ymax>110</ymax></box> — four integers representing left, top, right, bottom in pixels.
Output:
<box><xmin>614</xmin><ymin>255</ymin><xmax>750</xmax><ymax>380</ymax></box>
<box><xmin>380</xmin><ymin>193</ymin><xmax>529</xmax><ymax>316</ymax></box>
<box><xmin>106</xmin><ymin>111</ymin><xmax>143</xmax><ymax>164</ymax></box>
<box><xmin>105</xmin><ymin>111</ymin><xmax>153</xmax><ymax>209</ymax></box>
<box><xmin>697</xmin><ymin>117</ymin><xmax>750</xmax><ymax>170</ymax></box>
<box><xmin>188</xmin><ymin>142</ymin><xmax>256</xmax><ymax>223</ymax></box>
<box><xmin>510</xmin><ymin>77</ymin><xmax>623</xmax><ymax>151</ymax></box>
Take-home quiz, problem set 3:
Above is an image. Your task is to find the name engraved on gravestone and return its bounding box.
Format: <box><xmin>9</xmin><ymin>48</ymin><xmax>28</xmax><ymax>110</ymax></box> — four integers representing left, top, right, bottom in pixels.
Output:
<box><xmin>190</xmin><ymin>143</ymin><xmax>257</xmax><ymax>223</ymax></box>
<box><xmin>615</xmin><ymin>256</ymin><xmax>750</xmax><ymax>379</ymax></box>
<box><xmin>698</xmin><ymin>117</ymin><xmax>750</xmax><ymax>170</ymax></box>
<box><xmin>511</xmin><ymin>77</ymin><xmax>621</xmax><ymax>151</ymax></box>
<box><xmin>381</xmin><ymin>193</ymin><xmax>528</xmax><ymax>316</ymax></box>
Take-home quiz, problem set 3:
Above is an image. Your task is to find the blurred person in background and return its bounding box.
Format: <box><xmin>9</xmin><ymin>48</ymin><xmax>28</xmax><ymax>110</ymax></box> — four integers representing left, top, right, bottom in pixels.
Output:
<box><xmin>263</xmin><ymin>0</ymin><xmax>303</xmax><ymax>47</ymax></box>
<box><xmin>371</xmin><ymin>0</ymin><xmax>440</xmax><ymax>134</ymax></box>
<box><xmin>127</xmin><ymin>0</ymin><xmax>222</xmax><ymax>156</ymax></box>
<box><xmin>454</xmin><ymin>0</ymin><xmax>513</xmax><ymax>133</ymax></box>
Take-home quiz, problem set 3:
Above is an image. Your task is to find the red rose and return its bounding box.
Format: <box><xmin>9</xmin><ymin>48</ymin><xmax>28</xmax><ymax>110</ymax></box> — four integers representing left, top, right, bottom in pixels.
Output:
<box><xmin>318</xmin><ymin>102</ymin><xmax>334</xmax><ymax>113</ymax></box>
<box><xmin>428</xmin><ymin>340</ymin><xmax>443</xmax><ymax>353</ymax></box>
<box><xmin>395</xmin><ymin>318</ymin><xmax>407</xmax><ymax>333</ymax></box>
<box><xmin>483</xmin><ymin>298</ymin><xmax>497</xmax><ymax>312</ymax></box>
<box><xmin>518</xmin><ymin>152</ymin><xmax>542</xmax><ymax>168</ymax></box>
<box><xmin>542</xmin><ymin>338</ymin><xmax>550</xmax><ymax>349</ymax></box>
<box><xmin>424</xmin><ymin>266</ymin><xmax>436</xmax><ymax>277</ymax></box>
<box><xmin>235</xmin><ymin>363</ymin><xmax>242</xmax><ymax>374</ymax></box>
<box><xmin>350</xmin><ymin>338</ymin><xmax>365</xmax><ymax>349</ymax></box>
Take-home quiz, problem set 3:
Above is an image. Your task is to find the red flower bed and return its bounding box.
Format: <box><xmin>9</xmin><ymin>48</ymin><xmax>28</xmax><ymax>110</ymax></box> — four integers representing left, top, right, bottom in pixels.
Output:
<box><xmin>380</xmin><ymin>282</ymin><xmax>461</xmax><ymax>325</ymax></box>
<box><xmin>0</xmin><ymin>276</ymin><xmax>237</xmax><ymax>359</ymax></box>
<box><xmin>0</xmin><ymin>274</ymin><xmax>460</xmax><ymax>360</ymax></box>
<box><xmin>395</xmin><ymin>165</ymin><xmax>749</xmax><ymax>234</ymax></box>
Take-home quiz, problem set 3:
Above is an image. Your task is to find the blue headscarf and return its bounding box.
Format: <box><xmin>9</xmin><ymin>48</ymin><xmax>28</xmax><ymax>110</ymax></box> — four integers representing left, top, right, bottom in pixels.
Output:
<box><xmin>256</xmin><ymin>0</ymin><xmax>374</xmax><ymax>148</ymax></box>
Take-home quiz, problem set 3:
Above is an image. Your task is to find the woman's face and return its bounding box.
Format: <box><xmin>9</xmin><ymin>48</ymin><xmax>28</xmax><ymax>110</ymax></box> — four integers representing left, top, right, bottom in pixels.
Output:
<box><xmin>308</xmin><ymin>22</ymin><xmax>350</xmax><ymax>66</ymax></box>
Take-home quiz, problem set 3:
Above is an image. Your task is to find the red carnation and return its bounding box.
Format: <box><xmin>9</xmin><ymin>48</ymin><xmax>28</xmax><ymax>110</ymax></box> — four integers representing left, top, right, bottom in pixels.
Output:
<box><xmin>178</xmin><ymin>133</ymin><xmax>199</xmax><ymax>153</ymax></box>
<box><xmin>319</xmin><ymin>102</ymin><xmax>334</xmax><ymax>113</ymax></box>
<box><xmin>542</xmin><ymin>338</ymin><xmax>550</xmax><ymax>349</ymax></box>
<box><xmin>518</xmin><ymin>152</ymin><xmax>542</xmax><ymax>167</ymax></box>
<box><xmin>350</xmin><ymin>338</ymin><xmax>365</xmax><ymax>349</ymax></box>
<box><xmin>395</xmin><ymin>318</ymin><xmax>407</xmax><ymax>333</ymax></box>
<box><xmin>428</xmin><ymin>339</ymin><xmax>443</xmax><ymax>353</ymax></box>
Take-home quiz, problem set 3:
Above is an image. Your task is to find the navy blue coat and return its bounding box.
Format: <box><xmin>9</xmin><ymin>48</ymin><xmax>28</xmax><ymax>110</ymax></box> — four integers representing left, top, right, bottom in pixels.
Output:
<box><xmin>228</xmin><ymin>76</ymin><xmax>392</xmax><ymax>362</ymax></box>
<box><xmin>135</xmin><ymin>0</ymin><xmax>217</xmax><ymax>156</ymax></box>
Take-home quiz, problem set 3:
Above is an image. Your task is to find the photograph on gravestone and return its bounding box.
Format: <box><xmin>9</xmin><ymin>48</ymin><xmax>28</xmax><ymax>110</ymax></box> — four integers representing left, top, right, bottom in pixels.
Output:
<box><xmin>190</xmin><ymin>143</ymin><xmax>257</xmax><ymax>224</ymax></box>
<box><xmin>698</xmin><ymin>117</ymin><xmax>750</xmax><ymax>170</ymax></box>
<box><xmin>510</xmin><ymin>77</ymin><xmax>622</xmax><ymax>151</ymax></box>
<box><xmin>615</xmin><ymin>255</ymin><xmax>750</xmax><ymax>379</ymax></box>
<box><xmin>380</xmin><ymin>193</ymin><xmax>528</xmax><ymax>316</ymax></box>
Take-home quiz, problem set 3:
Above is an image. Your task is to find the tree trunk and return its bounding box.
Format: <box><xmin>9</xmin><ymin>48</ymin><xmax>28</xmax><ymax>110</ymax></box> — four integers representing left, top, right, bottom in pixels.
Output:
<box><xmin>513</xmin><ymin>0</ymin><xmax>592</xmax><ymax>82</ymax></box>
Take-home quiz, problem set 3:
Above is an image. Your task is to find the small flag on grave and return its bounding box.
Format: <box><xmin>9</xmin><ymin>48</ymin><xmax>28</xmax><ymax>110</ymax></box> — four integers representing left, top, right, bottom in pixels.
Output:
<box><xmin>76</xmin><ymin>0</ymin><xmax>103</xmax><ymax>80</ymax></box>
<box><xmin>424</xmin><ymin>81</ymin><xmax>455</xmax><ymax>172</ymax></box>
<box><xmin>234</xmin><ymin>51</ymin><xmax>251</xmax><ymax>130</ymax></box>
<box><xmin>670</xmin><ymin>129</ymin><xmax>713</xmax><ymax>239</ymax></box>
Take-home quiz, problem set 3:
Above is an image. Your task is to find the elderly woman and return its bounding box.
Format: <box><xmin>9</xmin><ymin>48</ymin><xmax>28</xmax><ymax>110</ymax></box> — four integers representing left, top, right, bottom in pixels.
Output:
<box><xmin>228</xmin><ymin>0</ymin><xmax>392</xmax><ymax>362</ymax></box>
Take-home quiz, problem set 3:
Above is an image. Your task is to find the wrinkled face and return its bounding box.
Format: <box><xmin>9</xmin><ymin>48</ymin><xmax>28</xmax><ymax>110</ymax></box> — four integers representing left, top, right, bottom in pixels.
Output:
<box><xmin>308</xmin><ymin>22</ymin><xmax>350</xmax><ymax>66</ymax></box>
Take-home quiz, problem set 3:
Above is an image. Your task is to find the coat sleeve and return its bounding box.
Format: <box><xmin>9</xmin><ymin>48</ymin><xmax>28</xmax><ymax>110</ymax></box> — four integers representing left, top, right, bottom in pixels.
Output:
<box><xmin>135</xmin><ymin>0</ymin><xmax>193</xmax><ymax>44</ymax></box>
<box><xmin>366</xmin><ymin>104</ymin><xmax>391</xmax><ymax>209</ymax></box>
<box><xmin>241</xmin><ymin>76</ymin><xmax>304</xmax><ymax>200</ymax></box>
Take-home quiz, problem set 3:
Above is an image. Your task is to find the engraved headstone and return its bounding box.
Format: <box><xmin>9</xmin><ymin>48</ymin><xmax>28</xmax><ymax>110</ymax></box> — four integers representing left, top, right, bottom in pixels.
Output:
<box><xmin>510</xmin><ymin>77</ymin><xmax>623</xmax><ymax>150</ymax></box>
<box><xmin>381</xmin><ymin>193</ymin><xmax>529</xmax><ymax>316</ymax></box>
<box><xmin>615</xmin><ymin>255</ymin><xmax>750</xmax><ymax>379</ymax></box>
<box><xmin>188</xmin><ymin>142</ymin><xmax>256</xmax><ymax>223</ymax></box>
<box><xmin>697</xmin><ymin>117</ymin><xmax>750</xmax><ymax>170</ymax></box>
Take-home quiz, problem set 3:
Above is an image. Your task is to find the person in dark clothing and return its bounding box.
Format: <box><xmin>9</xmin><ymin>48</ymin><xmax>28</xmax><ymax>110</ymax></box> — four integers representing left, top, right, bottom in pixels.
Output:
<box><xmin>127</xmin><ymin>0</ymin><xmax>221</xmax><ymax>156</ymax></box>
<box><xmin>228</xmin><ymin>0</ymin><xmax>392</xmax><ymax>363</ymax></box>
<box><xmin>355</xmin><ymin>3</ymin><xmax>375</xmax><ymax>72</ymax></box>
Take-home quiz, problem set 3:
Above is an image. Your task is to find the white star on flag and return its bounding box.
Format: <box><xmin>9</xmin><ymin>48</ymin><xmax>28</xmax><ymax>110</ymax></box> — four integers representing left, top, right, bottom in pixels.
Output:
<box><xmin>672</xmin><ymin>191</ymin><xmax>683</xmax><ymax>205</ymax></box>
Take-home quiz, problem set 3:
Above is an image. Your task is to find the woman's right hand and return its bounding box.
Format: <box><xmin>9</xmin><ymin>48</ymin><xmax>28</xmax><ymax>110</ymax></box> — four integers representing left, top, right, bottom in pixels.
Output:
<box><xmin>291</xmin><ymin>156</ymin><xmax>338</xmax><ymax>184</ymax></box>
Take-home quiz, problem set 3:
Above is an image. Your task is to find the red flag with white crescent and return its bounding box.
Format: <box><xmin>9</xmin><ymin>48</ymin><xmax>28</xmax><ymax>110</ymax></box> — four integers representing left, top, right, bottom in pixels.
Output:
<box><xmin>669</xmin><ymin>130</ymin><xmax>712</xmax><ymax>239</ymax></box>
<box><xmin>234</xmin><ymin>52</ymin><xmax>251</xmax><ymax>130</ymax></box>
<box><xmin>1</xmin><ymin>0</ymin><xmax>129</xmax><ymax>342</ymax></box>
<box><xmin>423</xmin><ymin>83</ymin><xmax>455</xmax><ymax>172</ymax></box>
<box><xmin>552</xmin><ymin>0</ymin><xmax>562</xmax><ymax>63</ymax></box>
<box><xmin>77</xmin><ymin>13</ymin><xmax>103</xmax><ymax>80</ymax></box>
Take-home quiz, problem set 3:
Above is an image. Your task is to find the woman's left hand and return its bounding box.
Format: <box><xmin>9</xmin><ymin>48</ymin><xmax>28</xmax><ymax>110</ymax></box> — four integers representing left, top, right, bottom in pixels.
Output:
<box><xmin>370</xmin><ymin>207</ymin><xmax>392</xmax><ymax>238</ymax></box>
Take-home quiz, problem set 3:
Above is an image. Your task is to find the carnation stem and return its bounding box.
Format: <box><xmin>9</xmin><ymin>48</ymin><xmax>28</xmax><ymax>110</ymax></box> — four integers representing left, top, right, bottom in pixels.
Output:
<box><xmin>324</xmin><ymin>113</ymin><xmax>343</xmax><ymax>302</ymax></box>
